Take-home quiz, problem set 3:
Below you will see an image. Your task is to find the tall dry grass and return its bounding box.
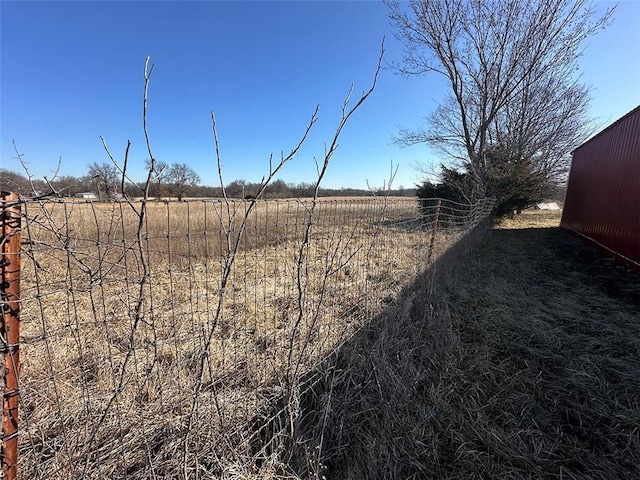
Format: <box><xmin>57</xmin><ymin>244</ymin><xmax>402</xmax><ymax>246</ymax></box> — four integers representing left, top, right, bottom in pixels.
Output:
<box><xmin>13</xmin><ymin>196</ymin><xmax>492</xmax><ymax>478</ymax></box>
<box><xmin>287</xmin><ymin>208</ymin><xmax>640</xmax><ymax>479</ymax></box>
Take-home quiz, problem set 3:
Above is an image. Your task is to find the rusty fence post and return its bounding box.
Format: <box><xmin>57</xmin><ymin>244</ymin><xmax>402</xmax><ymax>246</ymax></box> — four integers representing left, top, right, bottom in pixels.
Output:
<box><xmin>427</xmin><ymin>199</ymin><xmax>441</xmax><ymax>266</ymax></box>
<box><xmin>1</xmin><ymin>192</ymin><xmax>21</xmax><ymax>480</ymax></box>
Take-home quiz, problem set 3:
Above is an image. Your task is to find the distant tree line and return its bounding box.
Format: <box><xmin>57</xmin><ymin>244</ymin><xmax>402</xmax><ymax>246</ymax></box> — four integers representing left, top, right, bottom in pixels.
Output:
<box><xmin>0</xmin><ymin>162</ymin><xmax>202</xmax><ymax>201</ymax></box>
<box><xmin>0</xmin><ymin>165</ymin><xmax>416</xmax><ymax>200</ymax></box>
<box><xmin>221</xmin><ymin>178</ymin><xmax>415</xmax><ymax>199</ymax></box>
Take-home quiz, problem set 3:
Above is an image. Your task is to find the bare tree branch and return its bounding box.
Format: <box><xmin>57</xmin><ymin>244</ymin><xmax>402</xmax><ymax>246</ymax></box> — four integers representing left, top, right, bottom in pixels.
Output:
<box><xmin>386</xmin><ymin>0</ymin><xmax>614</xmax><ymax>202</ymax></box>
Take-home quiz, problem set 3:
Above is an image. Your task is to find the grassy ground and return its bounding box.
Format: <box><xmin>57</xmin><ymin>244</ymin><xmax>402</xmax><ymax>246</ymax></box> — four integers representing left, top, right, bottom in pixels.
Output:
<box><xmin>18</xmin><ymin>198</ymin><xmax>461</xmax><ymax>478</ymax></box>
<box><xmin>291</xmin><ymin>209</ymin><xmax>640</xmax><ymax>479</ymax></box>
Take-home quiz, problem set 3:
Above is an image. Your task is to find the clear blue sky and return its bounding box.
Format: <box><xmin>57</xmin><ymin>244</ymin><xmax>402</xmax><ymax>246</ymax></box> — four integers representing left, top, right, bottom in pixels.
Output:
<box><xmin>1</xmin><ymin>0</ymin><xmax>639</xmax><ymax>190</ymax></box>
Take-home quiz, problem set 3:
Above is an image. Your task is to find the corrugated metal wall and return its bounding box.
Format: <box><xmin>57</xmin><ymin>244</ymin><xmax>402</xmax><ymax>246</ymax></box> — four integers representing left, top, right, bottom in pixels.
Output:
<box><xmin>561</xmin><ymin>106</ymin><xmax>640</xmax><ymax>270</ymax></box>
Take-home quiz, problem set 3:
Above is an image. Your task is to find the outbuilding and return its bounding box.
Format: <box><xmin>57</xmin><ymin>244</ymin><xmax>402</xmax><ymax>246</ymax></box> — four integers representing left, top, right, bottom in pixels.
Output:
<box><xmin>75</xmin><ymin>192</ymin><xmax>98</xmax><ymax>200</ymax></box>
<box><xmin>561</xmin><ymin>105</ymin><xmax>640</xmax><ymax>271</ymax></box>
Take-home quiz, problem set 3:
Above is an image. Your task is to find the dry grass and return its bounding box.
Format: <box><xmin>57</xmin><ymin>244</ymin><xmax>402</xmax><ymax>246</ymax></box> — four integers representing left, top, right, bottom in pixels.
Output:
<box><xmin>15</xmin><ymin>197</ymin><xmax>489</xmax><ymax>478</ymax></box>
<box><xmin>495</xmin><ymin>208</ymin><xmax>563</xmax><ymax>229</ymax></box>
<box><xmin>287</xmin><ymin>208</ymin><xmax>640</xmax><ymax>479</ymax></box>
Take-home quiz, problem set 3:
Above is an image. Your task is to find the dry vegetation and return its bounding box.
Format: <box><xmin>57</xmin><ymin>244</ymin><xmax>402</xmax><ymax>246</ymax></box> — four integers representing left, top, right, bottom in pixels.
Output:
<box><xmin>16</xmin><ymin>204</ymin><xmax>636</xmax><ymax>479</ymax></box>
<box><xmin>287</xmin><ymin>208</ymin><xmax>639</xmax><ymax>479</ymax></box>
<box><xmin>495</xmin><ymin>208</ymin><xmax>563</xmax><ymax>229</ymax></box>
<box><xmin>15</xmin><ymin>197</ymin><xmax>488</xmax><ymax>478</ymax></box>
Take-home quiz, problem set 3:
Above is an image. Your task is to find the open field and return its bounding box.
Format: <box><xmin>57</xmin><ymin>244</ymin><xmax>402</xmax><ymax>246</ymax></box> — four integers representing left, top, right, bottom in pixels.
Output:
<box><xmin>17</xmin><ymin>204</ymin><xmax>635</xmax><ymax>479</ymax></box>
<box><xmin>495</xmin><ymin>208</ymin><xmax>563</xmax><ymax>229</ymax></box>
<box><xmin>13</xmin><ymin>197</ymin><xmax>492</xmax><ymax>478</ymax></box>
<box><xmin>290</xmin><ymin>209</ymin><xmax>640</xmax><ymax>479</ymax></box>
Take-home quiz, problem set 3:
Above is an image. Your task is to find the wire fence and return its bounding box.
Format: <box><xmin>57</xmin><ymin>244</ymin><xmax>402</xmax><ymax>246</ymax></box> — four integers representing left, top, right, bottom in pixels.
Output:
<box><xmin>1</xmin><ymin>195</ymin><xmax>493</xmax><ymax>478</ymax></box>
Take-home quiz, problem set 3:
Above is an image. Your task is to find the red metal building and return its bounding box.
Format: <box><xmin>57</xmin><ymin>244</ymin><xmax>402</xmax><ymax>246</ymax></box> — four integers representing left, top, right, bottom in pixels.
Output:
<box><xmin>561</xmin><ymin>105</ymin><xmax>640</xmax><ymax>271</ymax></box>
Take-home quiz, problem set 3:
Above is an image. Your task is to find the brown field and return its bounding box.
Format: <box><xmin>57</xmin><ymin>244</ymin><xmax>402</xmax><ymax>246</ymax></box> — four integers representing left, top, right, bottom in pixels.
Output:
<box><xmin>15</xmin><ymin>197</ymin><xmax>490</xmax><ymax>478</ymax></box>
<box><xmin>21</xmin><ymin>204</ymin><xmax>638</xmax><ymax>480</ymax></box>
<box><xmin>495</xmin><ymin>207</ymin><xmax>563</xmax><ymax>229</ymax></box>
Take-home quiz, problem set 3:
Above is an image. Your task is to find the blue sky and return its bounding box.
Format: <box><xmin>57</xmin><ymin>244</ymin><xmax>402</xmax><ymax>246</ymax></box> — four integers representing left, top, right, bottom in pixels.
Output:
<box><xmin>1</xmin><ymin>1</ymin><xmax>639</xmax><ymax>190</ymax></box>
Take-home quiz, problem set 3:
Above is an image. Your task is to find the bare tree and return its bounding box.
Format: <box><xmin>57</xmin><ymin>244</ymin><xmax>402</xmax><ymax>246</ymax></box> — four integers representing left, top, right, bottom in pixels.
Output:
<box><xmin>166</xmin><ymin>162</ymin><xmax>200</xmax><ymax>200</ymax></box>
<box><xmin>225</xmin><ymin>179</ymin><xmax>250</xmax><ymax>198</ymax></box>
<box><xmin>492</xmin><ymin>67</ymin><xmax>593</xmax><ymax>185</ymax></box>
<box><xmin>386</xmin><ymin>0</ymin><xmax>613</xmax><ymax>203</ymax></box>
<box><xmin>144</xmin><ymin>159</ymin><xmax>168</xmax><ymax>198</ymax></box>
<box><xmin>87</xmin><ymin>161</ymin><xmax>118</xmax><ymax>200</ymax></box>
<box><xmin>46</xmin><ymin>174</ymin><xmax>89</xmax><ymax>197</ymax></box>
<box><xmin>0</xmin><ymin>169</ymin><xmax>35</xmax><ymax>195</ymax></box>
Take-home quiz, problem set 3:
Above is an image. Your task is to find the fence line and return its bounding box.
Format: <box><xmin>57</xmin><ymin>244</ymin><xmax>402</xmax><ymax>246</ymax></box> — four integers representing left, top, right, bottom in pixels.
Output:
<box><xmin>2</xmin><ymin>195</ymin><xmax>493</xmax><ymax>478</ymax></box>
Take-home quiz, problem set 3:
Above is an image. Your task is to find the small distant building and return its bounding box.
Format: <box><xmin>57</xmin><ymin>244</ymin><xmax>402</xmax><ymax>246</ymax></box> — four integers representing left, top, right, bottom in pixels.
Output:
<box><xmin>536</xmin><ymin>202</ymin><xmax>560</xmax><ymax>210</ymax></box>
<box><xmin>75</xmin><ymin>192</ymin><xmax>98</xmax><ymax>200</ymax></box>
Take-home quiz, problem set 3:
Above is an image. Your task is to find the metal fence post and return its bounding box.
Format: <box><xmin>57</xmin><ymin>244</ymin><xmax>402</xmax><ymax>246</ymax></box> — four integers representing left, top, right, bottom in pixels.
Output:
<box><xmin>427</xmin><ymin>199</ymin><xmax>441</xmax><ymax>266</ymax></box>
<box><xmin>1</xmin><ymin>192</ymin><xmax>21</xmax><ymax>480</ymax></box>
